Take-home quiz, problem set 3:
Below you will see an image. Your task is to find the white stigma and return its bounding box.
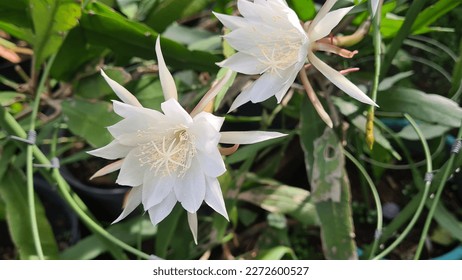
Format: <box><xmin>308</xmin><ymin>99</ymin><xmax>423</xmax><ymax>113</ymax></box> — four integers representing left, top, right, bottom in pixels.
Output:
<box><xmin>137</xmin><ymin>126</ymin><xmax>196</xmax><ymax>177</ymax></box>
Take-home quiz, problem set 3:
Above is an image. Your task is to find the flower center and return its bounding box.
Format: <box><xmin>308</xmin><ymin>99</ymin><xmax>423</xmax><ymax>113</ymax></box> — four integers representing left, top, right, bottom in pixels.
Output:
<box><xmin>255</xmin><ymin>28</ymin><xmax>306</xmax><ymax>77</ymax></box>
<box><xmin>137</xmin><ymin>126</ymin><xmax>196</xmax><ymax>177</ymax></box>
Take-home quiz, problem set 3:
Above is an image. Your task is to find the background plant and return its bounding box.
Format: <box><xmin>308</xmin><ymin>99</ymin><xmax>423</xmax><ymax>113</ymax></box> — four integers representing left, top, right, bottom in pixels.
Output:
<box><xmin>0</xmin><ymin>0</ymin><xmax>461</xmax><ymax>260</ymax></box>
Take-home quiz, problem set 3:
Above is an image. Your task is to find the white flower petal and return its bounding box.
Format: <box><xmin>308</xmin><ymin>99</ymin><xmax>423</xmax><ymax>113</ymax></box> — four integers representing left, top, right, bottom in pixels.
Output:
<box><xmin>237</xmin><ymin>0</ymin><xmax>260</xmax><ymax>20</ymax></box>
<box><xmin>189</xmin><ymin>115</ymin><xmax>222</xmax><ymax>152</ymax></box>
<box><xmin>161</xmin><ymin>98</ymin><xmax>193</xmax><ymax>125</ymax></box>
<box><xmin>112</xmin><ymin>100</ymin><xmax>164</xmax><ymax>120</ymax></box>
<box><xmin>217</xmin><ymin>52</ymin><xmax>267</xmax><ymax>75</ymax></box>
<box><xmin>213</xmin><ymin>12</ymin><xmax>247</xmax><ymax>30</ymax></box>
<box><xmin>197</xmin><ymin>148</ymin><xmax>226</xmax><ymax>178</ymax></box>
<box><xmin>90</xmin><ymin>159</ymin><xmax>123</xmax><ymax>180</ymax></box>
<box><xmin>187</xmin><ymin>212</ymin><xmax>198</xmax><ymax>245</ymax></box>
<box><xmin>101</xmin><ymin>69</ymin><xmax>142</xmax><ymax>107</ymax></box>
<box><xmin>155</xmin><ymin>37</ymin><xmax>178</xmax><ymax>101</ymax></box>
<box><xmin>308</xmin><ymin>52</ymin><xmax>377</xmax><ymax>106</ymax></box>
<box><xmin>142</xmin><ymin>172</ymin><xmax>175</xmax><ymax>210</ymax></box>
<box><xmin>204</xmin><ymin>176</ymin><xmax>229</xmax><ymax>220</ymax></box>
<box><xmin>175</xmin><ymin>161</ymin><xmax>206</xmax><ymax>213</ymax></box>
<box><xmin>87</xmin><ymin>140</ymin><xmax>132</xmax><ymax>160</ymax></box>
<box><xmin>147</xmin><ymin>191</ymin><xmax>177</xmax><ymax>226</ymax></box>
<box><xmin>192</xmin><ymin>112</ymin><xmax>224</xmax><ymax>132</ymax></box>
<box><xmin>229</xmin><ymin>70</ymin><xmax>294</xmax><ymax>112</ymax></box>
<box><xmin>116</xmin><ymin>148</ymin><xmax>145</xmax><ymax>187</ymax></box>
<box><xmin>310</xmin><ymin>6</ymin><xmax>354</xmax><ymax>42</ymax></box>
<box><xmin>220</xmin><ymin>131</ymin><xmax>287</xmax><ymax>145</ymax></box>
<box><xmin>308</xmin><ymin>0</ymin><xmax>337</xmax><ymax>35</ymax></box>
<box><xmin>112</xmin><ymin>186</ymin><xmax>142</xmax><ymax>224</ymax></box>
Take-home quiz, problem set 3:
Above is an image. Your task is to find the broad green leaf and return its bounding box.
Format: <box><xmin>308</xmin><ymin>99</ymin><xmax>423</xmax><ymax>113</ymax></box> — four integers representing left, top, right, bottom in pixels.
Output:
<box><xmin>50</xmin><ymin>26</ymin><xmax>106</xmax><ymax>81</ymax></box>
<box><xmin>60</xmin><ymin>217</ymin><xmax>156</xmax><ymax>259</ymax></box>
<box><xmin>378</xmin><ymin>71</ymin><xmax>414</xmax><ymax>91</ymax></box>
<box><xmin>255</xmin><ymin>246</ymin><xmax>297</xmax><ymax>260</ymax></box>
<box><xmin>0</xmin><ymin>167</ymin><xmax>58</xmax><ymax>259</ymax></box>
<box><xmin>143</xmin><ymin>0</ymin><xmax>211</xmax><ymax>33</ymax></box>
<box><xmin>75</xmin><ymin>67</ymin><xmax>131</xmax><ymax>99</ymax></box>
<box><xmin>300</xmin><ymin>97</ymin><xmax>357</xmax><ymax>260</ymax></box>
<box><xmin>411</xmin><ymin>0</ymin><xmax>462</xmax><ymax>34</ymax></box>
<box><xmin>0</xmin><ymin>91</ymin><xmax>26</xmax><ymax>106</ymax></box>
<box><xmin>287</xmin><ymin>0</ymin><xmax>315</xmax><ymax>21</ymax></box>
<box><xmin>0</xmin><ymin>0</ymin><xmax>33</xmax><ymax>41</ymax></box>
<box><xmin>397</xmin><ymin>122</ymin><xmax>452</xmax><ymax>140</ymax></box>
<box><xmin>30</xmin><ymin>0</ymin><xmax>81</xmax><ymax>69</ymax></box>
<box><xmin>432</xmin><ymin>203</ymin><xmax>462</xmax><ymax>243</ymax></box>
<box><xmin>61</xmin><ymin>99</ymin><xmax>121</xmax><ymax>147</ymax></box>
<box><xmin>126</xmin><ymin>75</ymin><xmax>164</xmax><ymax>110</ymax></box>
<box><xmin>80</xmin><ymin>2</ymin><xmax>219</xmax><ymax>72</ymax></box>
<box><xmin>378</xmin><ymin>87</ymin><xmax>462</xmax><ymax>128</ymax></box>
<box><xmin>238</xmin><ymin>179</ymin><xmax>317</xmax><ymax>226</ymax></box>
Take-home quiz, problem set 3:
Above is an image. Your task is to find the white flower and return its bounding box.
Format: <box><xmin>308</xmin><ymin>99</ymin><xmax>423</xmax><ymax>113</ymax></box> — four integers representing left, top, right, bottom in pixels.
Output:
<box><xmin>215</xmin><ymin>0</ymin><xmax>376</xmax><ymax>112</ymax></box>
<box><xmin>88</xmin><ymin>37</ymin><xmax>286</xmax><ymax>244</ymax></box>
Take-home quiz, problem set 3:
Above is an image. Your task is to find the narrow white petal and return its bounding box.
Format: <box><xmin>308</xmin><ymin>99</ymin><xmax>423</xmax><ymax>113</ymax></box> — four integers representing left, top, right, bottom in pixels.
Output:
<box><xmin>87</xmin><ymin>140</ymin><xmax>132</xmax><ymax>160</ymax></box>
<box><xmin>112</xmin><ymin>186</ymin><xmax>142</xmax><ymax>224</ymax></box>
<box><xmin>161</xmin><ymin>98</ymin><xmax>193</xmax><ymax>125</ymax></box>
<box><xmin>175</xmin><ymin>162</ymin><xmax>206</xmax><ymax>213</ymax></box>
<box><xmin>112</xmin><ymin>100</ymin><xmax>164</xmax><ymax>120</ymax></box>
<box><xmin>142</xmin><ymin>173</ymin><xmax>175</xmax><ymax>210</ymax></box>
<box><xmin>147</xmin><ymin>191</ymin><xmax>177</xmax><ymax>226</ymax></box>
<box><xmin>310</xmin><ymin>6</ymin><xmax>354</xmax><ymax>42</ymax></box>
<box><xmin>90</xmin><ymin>159</ymin><xmax>123</xmax><ymax>179</ymax></box>
<box><xmin>187</xmin><ymin>212</ymin><xmax>198</xmax><ymax>245</ymax></box>
<box><xmin>228</xmin><ymin>84</ymin><xmax>254</xmax><ymax>112</ymax></box>
<box><xmin>116</xmin><ymin>148</ymin><xmax>145</xmax><ymax>187</ymax></box>
<box><xmin>217</xmin><ymin>52</ymin><xmax>267</xmax><ymax>75</ymax></box>
<box><xmin>308</xmin><ymin>0</ymin><xmax>337</xmax><ymax>35</ymax></box>
<box><xmin>155</xmin><ymin>37</ymin><xmax>178</xmax><ymax>101</ymax></box>
<box><xmin>220</xmin><ymin>131</ymin><xmax>287</xmax><ymax>145</ymax></box>
<box><xmin>213</xmin><ymin>12</ymin><xmax>247</xmax><ymax>30</ymax></box>
<box><xmin>204</xmin><ymin>177</ymin><xmax>229</xmax><ymax>220</ymax></box>
<box><xmin>101</xmin><ymin>69</ymin><xmax>142</xmax><ymax>107</ymax></box>
<box><xmin>308</xmin><ymin>52</ymin><xmax>377</xmax><ymax>106</ymax></box>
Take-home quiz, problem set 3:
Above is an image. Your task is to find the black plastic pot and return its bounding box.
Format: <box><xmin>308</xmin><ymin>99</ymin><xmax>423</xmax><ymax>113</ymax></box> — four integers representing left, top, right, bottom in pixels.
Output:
<box><xmin>60</xmin><ymin>166</ymin><xmax>129</xmax><ymax>223</ymax></box>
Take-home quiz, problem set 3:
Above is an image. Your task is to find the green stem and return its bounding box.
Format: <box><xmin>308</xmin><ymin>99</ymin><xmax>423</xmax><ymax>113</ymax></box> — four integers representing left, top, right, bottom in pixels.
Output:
<box><xmin>414</xmin><ymin>126</ymin><xmax>462</xmax><ymax>259</ymax></box>
<box><xmin>373</xmin><ymin>114</ymin><xmax>432</xmax><ymax>260</ymax></box>
<box><xmin>26</xmin><ymin>54</ymin><xmax>56</xmax><ymax>259</ymax></box>
<box><xmin>1</xmin><ymin>107</ymin><xmax>150</xmax><ymax>260</ymax></box>
<box><xmin>380</xmin><ymin>0</ymin><xmax>428</xmax><ymax>77</ymax></box>
<box><xmin>344</xmin><ymin>150</ymin><xmax>383</xmax><ymax>259</ymax></box>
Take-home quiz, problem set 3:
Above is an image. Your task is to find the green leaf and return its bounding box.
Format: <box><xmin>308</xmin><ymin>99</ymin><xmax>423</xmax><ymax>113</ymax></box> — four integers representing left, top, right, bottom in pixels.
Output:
<box><xmin>0</xmin><ymin>167</ymin><xmax>58</xmax><ymax>259</ymax></box>
<box><xmin>143</xmin><ymin>0</ymin><xmax>211</xmax><ymax>33</ymax></box>
<box><xmin>411</xmin><ymin>0</ymin><xmax>462</xmax><ymax>34</ymax></box>
<box><xmin>378</xmin><ymin>87</ymin><xmax>462</xmax><ymax>128</ymax></box>
<box><xmin>299</xmin><ymin>97</ymin><xmax>357</xmax><ymax>260</ymax></box>
<box><xmin>155</xmin><ymin>204</ymin><xmax>183</xmax><ymax>258</ymax></box>
<box><xmin>0</xmin><ymin>0</ymin><xmax>33</xmax><ymax>41</ymax></box>
<box><xmin>30</xmin><ymin>0</ymin><xmax>81</xmax><ymax>69</ymax></box>
<box><xmin>126</xmin><ymin>75</ymin><xmax>164</xmax><ymax>110</ymax></box>
<box><xmin>238</xmin><ymin>179</ymin><xmax>317</xmax><ymax>226</ymax></box>
<box><xmin>75</xmin><ymin>67</ymin><xmax>132</xmax><ymax>99</ymax></box>
<box><xmin>61</xmin><ymin>99</ymin><xmax>121</xmax><ymax>148</ymax></box>
<box><xmin>287</xmin><ymin>0</ymin><xmax>315</xmax><ymax>21</ymax></box>
<box><xmin>0</xmin><ymin>91</ymin><xmax>26</xmax><ymax>106</ymax></box>
<box><xmin>432</xmin><ymin>203</ymin><xmax>462</xmax><ymax>243</ymax></box>
<box><xmin>397</xmin><ymin>122</ymin><xmax>452</xmax><ymax>140</ymax></box>
<box><xmin>255</xmin><ymin>246</ymin><xmax>296</xmax><ymax>260</ymax></box>
<box><xmin>50</xmin><ymin>26</ymin><xmax>106</xmax><ymax>81</ymax></box>
<box><xmin>60</xmin><ymin>217</ymin><xmax>156</xmax><ymax>259</ymax></box>
<box><xmin>80</xmin><ymin>2</ymin><xmax>219</xmax><ymax>72</ymax></box>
